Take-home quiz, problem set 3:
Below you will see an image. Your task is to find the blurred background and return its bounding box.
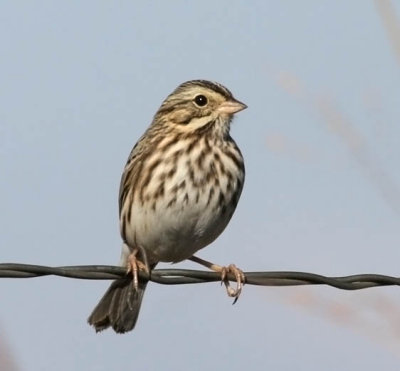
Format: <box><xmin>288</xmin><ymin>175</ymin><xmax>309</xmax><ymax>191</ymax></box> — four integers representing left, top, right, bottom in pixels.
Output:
<box><xmin>1</xmin><ymin>1</ymin><xmax>400</xmax><ymax>370</ymax></box>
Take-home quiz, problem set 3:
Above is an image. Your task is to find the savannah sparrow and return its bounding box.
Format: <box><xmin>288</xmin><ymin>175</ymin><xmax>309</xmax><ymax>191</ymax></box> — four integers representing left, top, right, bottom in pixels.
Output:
<box><xmin>88</xmin><ymin>80</ymin><xmax>247</xmax><ymax>333</ymax></box>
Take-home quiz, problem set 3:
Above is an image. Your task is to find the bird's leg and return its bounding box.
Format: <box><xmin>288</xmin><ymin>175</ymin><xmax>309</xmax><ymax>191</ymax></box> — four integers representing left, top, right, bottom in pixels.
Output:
<box><xmin>126</xmin><ymin>249</ymin><xmax>149</xmax><ymax>290</ymax></box>
<box><xmin>189</xmin><ymin>256</ymin><xmax>245</xmax><ymax>303</ymax></box>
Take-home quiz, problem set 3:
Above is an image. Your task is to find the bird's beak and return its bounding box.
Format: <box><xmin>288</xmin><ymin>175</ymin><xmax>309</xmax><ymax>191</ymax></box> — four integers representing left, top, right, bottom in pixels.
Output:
<box><xmin>217</xmin><ymin>100</ymin><xmax>247</xmax><ymax>114</ymax></box>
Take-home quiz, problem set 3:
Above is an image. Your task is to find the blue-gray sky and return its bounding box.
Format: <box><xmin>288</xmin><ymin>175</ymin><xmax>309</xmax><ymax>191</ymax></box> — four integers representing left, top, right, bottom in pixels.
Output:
<box><xmin>1</xmin><ymin>1</ymin><xmax>400</xmax><ymax>370</ymax></box>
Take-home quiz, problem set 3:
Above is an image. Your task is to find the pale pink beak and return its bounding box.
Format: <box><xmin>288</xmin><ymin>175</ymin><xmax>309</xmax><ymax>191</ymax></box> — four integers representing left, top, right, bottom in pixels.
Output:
<box><xmin>217</xmin><ymin>100</ymin><xmax>247</xmax><ymax>114</ymax></box>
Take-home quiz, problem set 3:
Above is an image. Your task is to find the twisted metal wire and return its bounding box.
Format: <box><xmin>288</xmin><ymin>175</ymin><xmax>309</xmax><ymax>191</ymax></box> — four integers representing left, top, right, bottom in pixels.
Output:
<box><xmin>1</xmin><ymin>263</ymin><xmax>399</xmax><ymax>290</ymax></box>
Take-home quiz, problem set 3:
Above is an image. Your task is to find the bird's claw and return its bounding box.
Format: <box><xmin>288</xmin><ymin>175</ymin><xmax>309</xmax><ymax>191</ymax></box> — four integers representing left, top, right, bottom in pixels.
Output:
<box><xmin>220</xmin><ymin>264</ymin><xmax>245</xmax><ymax>303</ymax></box>
<box><xmin>126</xmin><ymin>253</ymin><xmax>149</xmax><ymax>290</ymax></box>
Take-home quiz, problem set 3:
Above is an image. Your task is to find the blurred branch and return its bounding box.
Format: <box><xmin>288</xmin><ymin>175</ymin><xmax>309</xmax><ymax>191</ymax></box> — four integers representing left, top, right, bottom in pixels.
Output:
<box><xmin>1</xmin><ymin>263</ymin><xmax>400</xmax><ymax>290</ymax></box>
<box><xmin>0</xmin><ymin>331</ymin><xmax>19</xmax><ymax>371</ymax></box>
<box><xmin>274</xmin><ymin>70</ymin><xmax>400</xmax><ymax>215</ymax></box>
<box><xmin>375</xmin><ymin>0</ymin><xmax>400</xmax><ymax>65</ymax></box>
<box><xmin>317</xmin><ymin>98</ymin><xmax>400</xmax><ymax>214</ymax></box>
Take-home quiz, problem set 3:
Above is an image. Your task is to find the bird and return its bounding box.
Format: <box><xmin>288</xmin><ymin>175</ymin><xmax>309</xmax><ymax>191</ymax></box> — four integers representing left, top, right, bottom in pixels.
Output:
<box><xmin>88</xmin><ymin>80</ymin><xmax>247</xmax><ymax>333</ymax></box>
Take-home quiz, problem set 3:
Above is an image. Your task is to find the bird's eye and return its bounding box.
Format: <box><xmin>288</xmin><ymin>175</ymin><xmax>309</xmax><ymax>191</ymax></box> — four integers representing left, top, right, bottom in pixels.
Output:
<box><xmin>194</xmin><ymin>95</ymin><xmax>208</xmax><ymax>107</ymax></box>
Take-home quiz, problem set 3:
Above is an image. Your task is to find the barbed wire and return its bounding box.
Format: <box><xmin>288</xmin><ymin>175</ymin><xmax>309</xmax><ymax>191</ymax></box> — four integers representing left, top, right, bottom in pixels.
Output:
<box><xmin>1</xmin><ymin>263</ymin><xmax>400</xmax><ymax>290</ymax></box>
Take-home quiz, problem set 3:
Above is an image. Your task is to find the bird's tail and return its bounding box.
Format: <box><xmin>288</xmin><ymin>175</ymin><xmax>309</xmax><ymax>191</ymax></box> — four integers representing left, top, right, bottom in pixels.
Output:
<box><xmin>87</xmin><ymin>277</ymin><xmax>147</xmax><ymax>333</ymax></box>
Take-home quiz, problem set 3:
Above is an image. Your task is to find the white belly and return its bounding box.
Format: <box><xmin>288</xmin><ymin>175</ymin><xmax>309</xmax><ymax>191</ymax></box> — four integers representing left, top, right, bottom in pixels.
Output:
<box><xmin>124</xmin><ymin>183</ymin><xmax>235</xmax><ymax>263</ymax></box>
<box><xmin>123</xmin><ymin>160</ymin><xmax>242</xmax><ymax>262</ymax></box>
<box><xmin>121</xmin><ymin>136</ymin><xmax>244</xmax><ymax>264</ymax></box>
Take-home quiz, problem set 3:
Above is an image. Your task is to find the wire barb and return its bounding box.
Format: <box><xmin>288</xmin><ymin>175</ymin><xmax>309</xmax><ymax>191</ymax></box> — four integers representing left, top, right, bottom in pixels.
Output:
<box><xmin>1</xmin><ymin>263</ymin><xmax>400</xmax><ymax>290</ymax></box>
